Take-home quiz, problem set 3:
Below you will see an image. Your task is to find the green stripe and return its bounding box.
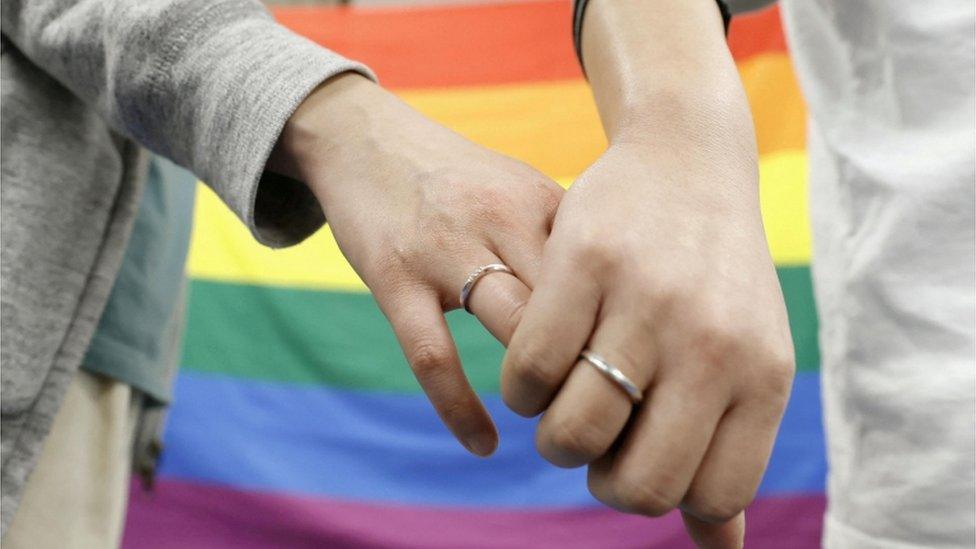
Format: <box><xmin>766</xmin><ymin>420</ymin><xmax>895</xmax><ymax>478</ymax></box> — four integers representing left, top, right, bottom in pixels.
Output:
<box><xmin>777</xmin><ymin>265</ymin><xmax>821</xmax><ymax>371</ymax></box>
<box><xmin>181</xmin><ymin>266</ymin><xmax>819</xmax><ymax>392</ymax></box>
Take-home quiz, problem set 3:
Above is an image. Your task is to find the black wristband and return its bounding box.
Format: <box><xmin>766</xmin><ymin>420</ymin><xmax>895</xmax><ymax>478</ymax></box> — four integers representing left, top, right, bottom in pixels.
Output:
<box><xmin>572</xmin><ymin>0</ymin><xmax>732</xmax><ymax>74</ymax></box>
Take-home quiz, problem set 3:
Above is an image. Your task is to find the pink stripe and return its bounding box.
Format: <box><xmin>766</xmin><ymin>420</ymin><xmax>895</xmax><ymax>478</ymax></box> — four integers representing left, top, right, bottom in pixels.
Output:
<box><xmin>123</xmin><ymin>479</ymin><xmax>823</xmax><ymax>548</ymax></box>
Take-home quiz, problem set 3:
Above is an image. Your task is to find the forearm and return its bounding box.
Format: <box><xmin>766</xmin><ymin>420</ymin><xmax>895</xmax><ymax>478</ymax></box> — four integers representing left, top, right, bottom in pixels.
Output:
<box><xmin>580</xmin><ymin>0</ymin><xmax>753</xmax><ymax>152</ymax></box>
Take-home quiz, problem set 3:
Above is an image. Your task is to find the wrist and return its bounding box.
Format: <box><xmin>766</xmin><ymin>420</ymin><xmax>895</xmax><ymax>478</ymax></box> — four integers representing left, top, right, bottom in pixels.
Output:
<box><xmin>267</xmin><ymin>72</ymin><xmax>391</xmax><ymax>195</ymax></box>
<box><xmin>606</xmin><ymin>82</ymin><xmax>758</xmax><ymax>171</ymax></box>
<box><xmin>590</xmin><ymin>89</ymin><xmax>760</xmax><ymax>207</ymax></box>
<box><xmin>580</xmin><ymin>0</ymin><xmax>750</xmax><ymax>150</ymax></box>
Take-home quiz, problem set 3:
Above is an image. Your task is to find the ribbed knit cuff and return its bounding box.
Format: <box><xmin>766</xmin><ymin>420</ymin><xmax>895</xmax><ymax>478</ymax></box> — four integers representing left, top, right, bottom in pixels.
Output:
<box><xmin>196</xmin><ymin>22</ymin><xmax>377</xmax><ymax>247</ymax></box>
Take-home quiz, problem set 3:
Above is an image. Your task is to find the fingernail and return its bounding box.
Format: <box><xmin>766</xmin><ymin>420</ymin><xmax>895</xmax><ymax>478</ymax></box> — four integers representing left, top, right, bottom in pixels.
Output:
<box><xmin>464</xmin><ymin>433</ymin><xmax>497</xmax><ymax>457</ymax></box>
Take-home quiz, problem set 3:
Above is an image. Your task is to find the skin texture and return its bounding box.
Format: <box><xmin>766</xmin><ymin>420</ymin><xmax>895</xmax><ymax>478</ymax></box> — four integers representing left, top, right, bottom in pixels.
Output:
<box><xmin>270</xmin><ymin>1</ymin><xmax>794</xmax><ymax>546</ymax></box>
<box><xmin>498</xmin><ymin>1</ymin><xmax>795</xmax><ymax>547</ymax></box>
<box><xmin>269</xmin><ymin>73</ymin><xmax>563</xmax><ymax>457</ymax></box>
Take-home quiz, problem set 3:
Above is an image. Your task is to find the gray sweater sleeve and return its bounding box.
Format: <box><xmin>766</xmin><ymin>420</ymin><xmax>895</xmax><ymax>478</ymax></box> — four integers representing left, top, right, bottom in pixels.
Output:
<box><xmin>0</xmin><ymin>0</ymin><xmax>375</xmax><ymax>247</ymax></box>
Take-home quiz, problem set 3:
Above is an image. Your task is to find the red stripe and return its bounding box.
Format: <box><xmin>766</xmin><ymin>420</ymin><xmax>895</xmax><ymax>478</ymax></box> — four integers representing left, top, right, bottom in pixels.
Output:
<box><xmin>123</xmin><ymin>478</ymin><xmax>823</xmax><ymax>548</ymax></box>
<box><xmin>728</xmin><ymin>5</ymin><xmax>788</xmax><ymax>60</ymax></box>
<box><xmin>273</xmin><ymin>1</ymin><xmax>786</xmax><ymax>90</ymax></box>
<box><xmin>273</xmin><ymin>2</ymin><xmax>580</xmax><ymax>89</ymax></box>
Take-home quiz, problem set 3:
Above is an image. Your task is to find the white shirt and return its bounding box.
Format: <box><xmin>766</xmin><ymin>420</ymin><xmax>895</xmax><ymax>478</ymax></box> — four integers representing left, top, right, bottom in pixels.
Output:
<box><xmin>731</xmin><ymin>1</ymin><xmax>976</xmax><ymax>547</ymax></box>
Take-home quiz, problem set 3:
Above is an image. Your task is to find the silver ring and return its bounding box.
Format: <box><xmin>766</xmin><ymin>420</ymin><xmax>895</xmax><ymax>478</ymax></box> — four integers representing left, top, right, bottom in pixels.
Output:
<box><xmin>459</xmin><ymin>263</ymin><xmax>515</xmax><ymax>313</ymax></box>
<box><xmin>579</xmin><ymin>351</ymin><xmax>643</xmax><ymax>404</ymax></box>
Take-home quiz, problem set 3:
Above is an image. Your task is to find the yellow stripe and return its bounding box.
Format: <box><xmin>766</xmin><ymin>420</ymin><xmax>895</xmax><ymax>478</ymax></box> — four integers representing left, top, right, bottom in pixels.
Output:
<box><xmin>399</xmin><ymin>81</ymin><xmax>606</xmax><ymax>181</ymax></box>
<box><xmin>187</xmin><ymin>150</ymin><xmax>809</xmax><ymax>289</ymax></box>
<box><xmin>188</xmin><ymin>187</ymin><xmax>366</xmax><ymax>291</ymax></box>
<box><xmin>759</xmin><ymin>150</ymin><xmax>811</xmax><ymax>266</ymax></box>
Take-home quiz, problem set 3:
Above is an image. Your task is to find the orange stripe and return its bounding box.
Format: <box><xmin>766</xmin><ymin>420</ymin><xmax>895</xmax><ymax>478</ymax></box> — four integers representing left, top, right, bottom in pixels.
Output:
<box><xmin>396</xmin><ymin>57</ymin><xmax>804</xmax><ymax>174</ymax></box>
<box><xmin>273</xmin><ymin>1</ymin><xmax>788</xmax><ymax>90</ymax></box>
<box><xmin>399</xmin><ymin>81</ymin><xmax>604</xmax><ymax>180</ymax></box>
<box><xmin>742</xmin><ymin>53</ymin><xmax>807</xmax><ymax>155</ymax></box>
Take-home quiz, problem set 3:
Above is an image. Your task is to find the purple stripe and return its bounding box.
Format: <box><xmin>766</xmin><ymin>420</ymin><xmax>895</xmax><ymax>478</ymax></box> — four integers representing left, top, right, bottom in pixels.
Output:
<box><xmin>123</xmin><ymin>479</ymin><xmax>824</xmax><ymax>548</ymax></box>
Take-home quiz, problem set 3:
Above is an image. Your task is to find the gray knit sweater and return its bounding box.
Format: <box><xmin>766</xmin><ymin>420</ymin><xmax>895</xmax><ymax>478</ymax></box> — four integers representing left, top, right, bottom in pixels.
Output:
<box><xmin>0</xmin><ymin>0</ymin><xmax>373</xmax><ymax>531</ymax></box>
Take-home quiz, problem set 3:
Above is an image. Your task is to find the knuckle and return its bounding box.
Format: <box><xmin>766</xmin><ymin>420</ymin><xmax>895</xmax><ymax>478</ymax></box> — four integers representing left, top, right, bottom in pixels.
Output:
<box><xmin>504</xmin><ymin>299</ymin><xmax>528</xmax><ymax>333</ymax></box>
<box><xmin>507</xmin><ymin>346</ymin><xmax>562</xmax><ymax>389</ymax></box>
<box><xmin>641</xmin><ymin>277</ymin><xmax>692</xmax><ymax>321</ymax></box>
<box><xmin>586</xmin><ymin>469</ymin><xmax>614</xmax><ymax>507</ymax></box>
<box><xmin>428</xmin><ymin>225</ymin><xmax>461</xmax><ymax>253</ymax></box>
<box><xmin>683</xmin><ymin>492</ymin><xmax>750</xmax><ymax>523</ymax></box>
<box><xmin>694</xmin><ymin>323</ymin><xmax>743</xmax><ymax>368</ymax></box>
<box><xmin>572</xmin><ymin>230</ymin><xmax>618</xmax><ymax>271</ymax></box>
<box><xmin>376</xmin><ymin>235</ymin><xmax>429</xmax><ymax>279</ymax></box>
<box><xmin>734</xmin><ymin>337</ymin><xmax>796</xmax><ymax>403</ymax></box>
<box><xmin>540</xmin><ymin>182</ymin><xmax>563</xmax><ymax>212</ymax></box>
<box><xmin>766</xmin><ymin>339</ymin><xmax>797</xmax><ymax>376</ymax></box>
<box><xmin>629</xmin><ymin>276</ymin><xmax>663</xmax><ymax>308</ymax></box>
<box><xmin>409</xmin><ymin>341</ymin><xmax>452</xmax><ymax>379</ymax></box>
<box><xmin>470</xmin><ymin>187</ymin><xmax>514</xmax><ymax>227</ymax></box>
<box><xmin>539</xmin><ymin>414</ymin><xmax>606</xmax><ymax>465</ymax></box>
<box><xmin>759</xmin><ymin>348</ymin><xmax>796</xmax><ymax>397</ymax></box>
<box><xmin>500</xmin><ymin>391</ymin><xmax>538</xmax><ymax>418</ymax></box>
<box><xmin>531</xmin><ymin>178</ymin><xmax>563</xmax><ymax>219</ymax></box>
<box><xmin>377</xmin><ymin>239</ymin><xmax>414</xmax><ymax>273</ymax></box>
<box><xmin>615</xmin><ymin>482</ymin><xmax>681</xmax><ymax>517</ymax></box>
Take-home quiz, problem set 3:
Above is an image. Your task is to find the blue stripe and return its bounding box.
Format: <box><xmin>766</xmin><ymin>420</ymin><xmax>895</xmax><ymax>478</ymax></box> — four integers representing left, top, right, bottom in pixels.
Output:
<box><xmin>159</xmin><ymin>371</ymin><xmax>825</xmax><ymax>508</ymax></box>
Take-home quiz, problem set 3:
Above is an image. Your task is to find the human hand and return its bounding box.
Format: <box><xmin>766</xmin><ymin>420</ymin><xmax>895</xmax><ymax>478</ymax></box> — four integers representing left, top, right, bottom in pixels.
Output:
<box><xmin>500</xmin><ymin>117</ymin><xmax>794</xmax><ymax>545</ymax></box>
<box><xmin>270</xmin><ymin>73</ymin><xmax>562</xmax><ymax>457</ymax></box>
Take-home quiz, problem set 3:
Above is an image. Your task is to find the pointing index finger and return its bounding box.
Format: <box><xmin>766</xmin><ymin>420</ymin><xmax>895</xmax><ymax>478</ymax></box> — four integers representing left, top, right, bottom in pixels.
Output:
<box><xmin>378</xmin><ymin>287</ymin><xmax>498</xmax><ymax>457</ymax></box>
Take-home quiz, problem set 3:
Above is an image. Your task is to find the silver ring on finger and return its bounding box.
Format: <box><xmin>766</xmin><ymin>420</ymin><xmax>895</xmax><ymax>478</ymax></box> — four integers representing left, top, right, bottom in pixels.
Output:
<box><xmin>579</xmin><ymin>350</ymin><xmax>643</xmax><ymax>404</ymax></box>
<box><xmin>459</xmin><ymin>263</ymin><xmax>516</xmax><ymax>314</ymax></box>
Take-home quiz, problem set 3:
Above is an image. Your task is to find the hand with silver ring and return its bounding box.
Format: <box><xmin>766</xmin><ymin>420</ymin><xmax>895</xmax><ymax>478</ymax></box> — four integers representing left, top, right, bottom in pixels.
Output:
<box><xmin>497</xmin><ymin>3</ymin><xmax>796</xmax><ymax>544</ymax></box>
<box><xmin>269</xmin><ymin>74</ymin><xmax>561</xmax><ymax>457</ymax></box>
<box><xmin>500</xmin><ymin>142</ymin><xmax>795</xmax><ymax>539</ymax></box>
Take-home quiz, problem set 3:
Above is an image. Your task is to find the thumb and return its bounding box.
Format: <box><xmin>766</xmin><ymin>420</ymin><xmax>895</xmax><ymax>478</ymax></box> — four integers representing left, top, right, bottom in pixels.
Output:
<box><xmin>681</xmin><ymin>510</ymin><xmax>745</xmax><ymax>549</ymax></box>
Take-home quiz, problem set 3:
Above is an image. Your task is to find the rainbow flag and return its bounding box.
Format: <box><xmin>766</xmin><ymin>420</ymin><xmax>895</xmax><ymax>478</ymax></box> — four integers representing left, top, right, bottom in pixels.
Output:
<box><xmin>122</xmin><ymin>3</ymin><xmax>824</xmax><ymax>547</ymax></box>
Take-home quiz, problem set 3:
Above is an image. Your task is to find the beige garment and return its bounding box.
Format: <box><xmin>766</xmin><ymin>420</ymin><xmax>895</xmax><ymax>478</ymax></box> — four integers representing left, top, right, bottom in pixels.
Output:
<box><xmin>4</xmin><ymin>371</ymin><xmax>140</xmax><ymax>549</ymax></box>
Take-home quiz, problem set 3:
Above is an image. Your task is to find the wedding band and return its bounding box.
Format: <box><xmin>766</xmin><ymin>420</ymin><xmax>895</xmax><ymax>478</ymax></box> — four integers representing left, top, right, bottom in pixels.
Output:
<box><xmin>579</xmin><ymin>351</ymin><xmax>643</xmax><ymax>404</ymax></box>
<box><xmin>459</xmin><ymin>263</ymin><xmax>515</xmax><ymax>313</ymax></box>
